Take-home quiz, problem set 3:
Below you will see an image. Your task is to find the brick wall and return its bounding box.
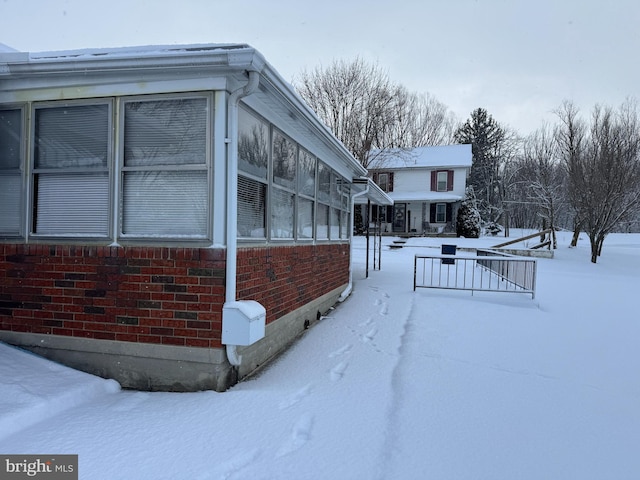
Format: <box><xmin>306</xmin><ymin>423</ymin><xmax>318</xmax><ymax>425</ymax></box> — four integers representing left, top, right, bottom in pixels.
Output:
<box><xmin>236</xmin><ymin>243</ymin><xmax>350</xmax><ymax>323</ymax></box>
<box><xmin>0</xmin><ymin>242</ymin><xmax>350</xmax><ymax>348</ymax></box>
<box><xmin>0</xmin><ymin>244</ymin><xmax>226</xmax><ymax>348</ymax></box>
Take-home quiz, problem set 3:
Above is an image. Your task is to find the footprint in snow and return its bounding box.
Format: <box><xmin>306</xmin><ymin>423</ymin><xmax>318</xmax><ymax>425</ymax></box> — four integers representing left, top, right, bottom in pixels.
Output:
<box><xmin>328</xmin><ymin>343</ymin><xmax>352</xmax><ymax>358</ymax></box>
<box><xmin>329</xmin><ymin>361</ymin><xmax>349</xmax><ymax>382</ymax></box>
<box><xmin>200</xmin><ymin>449</ymin><xmax>261</xmax><ymax>479</ymax></box>
<box><xmin>359</xmin><ymin>316</ymin><xmax>374</xmax><ymax>327</ymax></box>
<box><xmin>279</xmin><ymin>384</ymin><xmax>313</xmax><ymax>410</ymax></box>
<box><xmin>276</xmin><ymin>413</ymin><xmax>314</xmax><ymax>457</ymax></box>
<box><xmin>361</xmin><ymin>327</ymin><xmax>378</xmax><ymax>343</ymax></box>
<box><xmin>379</xmin><ymin>302</ymin><xmax>389</xmax><ymax>316</ymax></box>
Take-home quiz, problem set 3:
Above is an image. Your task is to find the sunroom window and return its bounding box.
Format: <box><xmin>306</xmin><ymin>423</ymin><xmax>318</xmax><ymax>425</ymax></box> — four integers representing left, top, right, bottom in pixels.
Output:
<box><xmin>271</xmin><ymin>130</ymin><xmax>296</xmax><ymax>239</ymax></box>
<box><xmin>297</xmin><ymin>149</ymin><xmax>316</xmax><ymax>240</ymax></box>
<box><xmin>32</xmin><ymin>103</ymin><xmax>110</xmax><ymax>236</ymax></box>
<box><xmin>238</xmin><ymin>107</ymin><xmax>268</xmax><ymax>239</ymax></box>
<box><xmin>121</xmin><ymin>97</ymin><xmax>209</xmax><ymax>238</ymax></box>
<box><xmin>0</xmin><ymin>108</ymin><xmax>22</xmax><ymax>236</ymax></box>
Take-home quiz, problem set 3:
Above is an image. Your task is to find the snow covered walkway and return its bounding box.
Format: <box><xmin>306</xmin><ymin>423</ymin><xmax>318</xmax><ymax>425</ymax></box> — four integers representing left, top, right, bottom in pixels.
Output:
<box><xmin>1</xmin><ymin>232</ymin><xmax>639</xmax><ymax>479</ymax></box>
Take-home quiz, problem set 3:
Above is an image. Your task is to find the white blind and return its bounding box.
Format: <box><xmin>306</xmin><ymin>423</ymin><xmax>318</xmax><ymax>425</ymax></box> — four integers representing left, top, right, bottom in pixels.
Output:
<box><xmin>271</xmin><ymin>187</ymin><xmax>294</xmax><ymax>239</ymax></box>
<box><xmin>317</xmin><ymin>203</ymin><xmax>329</xmax><ymax>240</ymax></box>
<box><xmin>35</xmin><ymin>105</ymin><xmax>109</xmax><ymax>169</ymax></box>
<box><xmin>124</xmin><ymin>98</ymin><xmax>207</xmax><ymax>167</ymax></box>
<box><xmin>330</xmin><ymin>207</ymin><xmax>340</xmax><ymax>239</ymax></box>
<box><xmin>35</xmin><ymin>173</ymin><xmax>109</xmax><ymax>235</ymax></box>
<box><xmin>297</xmin><ymin>197</ymin><xmax>314</xmax><ymax>239</ymax></box>
<box><xmin>0</xmin><ymin>174</ymin><xmax>21</xmax><ymax>234</ymax></box>
<box><xmin>0</xmin><ymin>109</ymin><xmax>22</xmax><ymax>234</ymax></box>
<box><xmin>0</xmin><ymin>109</ymin><xmax>21</xmax><ymax>169</ymax></box>
<box><xmin>238</xmin><ymin>175</ymin><xmax>266</xmax><ymax>238</ymax></box>
<box><xmin>122</xmin><ymin>171</ymin><xmax>207</xmax><ymax>237</ymax></box>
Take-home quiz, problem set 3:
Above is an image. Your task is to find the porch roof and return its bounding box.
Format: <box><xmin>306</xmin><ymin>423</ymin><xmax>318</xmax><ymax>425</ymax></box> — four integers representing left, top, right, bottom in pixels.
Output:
<box><xmin>352</xmin><ymin>178</ymin><xmax>394</xmax><ymax>206</ymax></box>
<box><xmin>387</xmin><ymin>191</ymin><xmax>462</xmax><ymax>203</ymax></box>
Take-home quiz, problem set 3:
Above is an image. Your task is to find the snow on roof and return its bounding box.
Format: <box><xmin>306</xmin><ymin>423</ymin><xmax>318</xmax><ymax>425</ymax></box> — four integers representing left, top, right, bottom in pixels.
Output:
<box><xmin>369</xmin><ymin>144</ymin><xmax>472</xmax><ymax>170</ymax></box>
<box><xmin>386</xmin><ymin>191</ymin><xmax>463</xmax><ymax>202</ymax></box>
<box><xmin>0</xmin><ymin>43</ymin><xmax>257</xmax><ymax>65</ymax></box>
<box><xmin>24</xmin><ymin>43</ymin><xmax>251</xmax><ymax>61</ymax></box>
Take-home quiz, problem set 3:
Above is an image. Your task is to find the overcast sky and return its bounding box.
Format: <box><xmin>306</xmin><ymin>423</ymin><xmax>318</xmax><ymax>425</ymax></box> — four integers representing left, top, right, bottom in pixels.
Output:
<box><xmin>1</xmin><ymin>0</ymin><xmax>638</xmax><ymax>135</ymax></box>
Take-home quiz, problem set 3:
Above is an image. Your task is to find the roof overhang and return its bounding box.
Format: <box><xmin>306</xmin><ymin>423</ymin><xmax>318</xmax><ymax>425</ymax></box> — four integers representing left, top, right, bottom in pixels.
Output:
<box><xmin>352</xmin><ymin>178</ymin><xmax>394</xmax><ymax>206</ymax></box>
<box><xmin>0</xmin><ymin>43</ymin><xmax>368</xmax><ymax>181</ymax></box>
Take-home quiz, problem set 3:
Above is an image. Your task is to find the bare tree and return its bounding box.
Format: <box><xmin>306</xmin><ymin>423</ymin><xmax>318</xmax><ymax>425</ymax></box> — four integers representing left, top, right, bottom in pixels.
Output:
<box><xmin>294</xmin><ymin>58</ymin><xmax>455</xmax><ymax>169</ymax></box>
<box><xmin>556</xmin><ymin>99</ymin><xmax>640</xmax><ymax>263</ymax></box>
<box><xmin>520</xmin><ymin>125</ymin><xmax>567</xmax><ymax>248</ymax></box>
<box><xmin>384</xmin><ymin>87</ymin><xmax>456</xmax><ymax>148</ymax></box>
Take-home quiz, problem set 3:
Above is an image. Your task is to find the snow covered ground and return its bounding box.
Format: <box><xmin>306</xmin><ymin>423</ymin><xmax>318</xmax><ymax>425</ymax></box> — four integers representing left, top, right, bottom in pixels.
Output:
<box><xmin>1</xmin><ymin>231</ymin><xmax>639</xmax><ymax>480</ymax></box>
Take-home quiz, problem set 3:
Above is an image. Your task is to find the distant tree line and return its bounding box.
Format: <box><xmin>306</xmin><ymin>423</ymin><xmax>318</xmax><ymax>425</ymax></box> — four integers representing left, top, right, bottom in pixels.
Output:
<box><xmin>293</xmin><ymin>58</ymin><xmax>640</xmax><ymax>263</ymax></box>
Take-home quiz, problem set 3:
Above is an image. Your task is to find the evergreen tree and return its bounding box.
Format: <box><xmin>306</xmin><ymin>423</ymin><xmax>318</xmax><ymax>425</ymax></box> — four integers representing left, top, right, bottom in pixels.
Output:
<box><xmin>456</xmin><ymin>187</ymin><xmax>482</xmax><ymax>238</ymax></box>
<box><xmin>454</xmin><ymin>108</ymin><xmax>509</xmax><ymax>223</ymax></box>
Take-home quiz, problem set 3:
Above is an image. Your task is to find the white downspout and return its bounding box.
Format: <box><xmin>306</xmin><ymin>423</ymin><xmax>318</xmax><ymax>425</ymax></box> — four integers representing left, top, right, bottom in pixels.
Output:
<box><xmin>339</xmin><ymin>183</ymin><xmax>369</xmax><ymax>302</ymax></box>
<box><xmin>225</xmin><ymin>70</ymin><xmax>260</xmax><ymax>366</ymax></box>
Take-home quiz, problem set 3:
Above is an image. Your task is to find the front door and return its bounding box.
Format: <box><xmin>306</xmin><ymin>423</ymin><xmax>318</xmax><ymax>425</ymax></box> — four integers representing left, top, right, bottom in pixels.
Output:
<box><xmin>392</xmin><ymin>203</ymin><xmax>406</xmax><ymax>233</ymax></box>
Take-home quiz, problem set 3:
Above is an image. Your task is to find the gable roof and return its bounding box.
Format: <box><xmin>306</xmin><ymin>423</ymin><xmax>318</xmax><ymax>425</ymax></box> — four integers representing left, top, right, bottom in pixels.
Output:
<box><xmin>368</xmin><ymin>144</ymin><xmax>472</xmax><ymax>170</ymax></box>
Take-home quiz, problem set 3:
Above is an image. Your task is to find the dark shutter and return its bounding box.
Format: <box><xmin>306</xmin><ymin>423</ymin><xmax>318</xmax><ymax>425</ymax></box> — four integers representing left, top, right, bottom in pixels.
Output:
<box><xmin>446</xmin><ymin>203</ymin><xmax>452</xmax><ymax>222</ymax></box>
<box><xmin>447</xmin><ymin>170</ymin><xmax>454</xmax><ymax>191</ymax></box>
<box><xmin>430</xmin><ymin>171</ymin><xmax>437</xmax><ymax>191</ymax></box>
<box><xmin>430</xmin><ymin>203</ymin><xmax>436</xmax><ymax>223</ymax></box>
<box><xmin>388</xmin><ymin>172</ymin><xmax>394</xmax><ymax>192</ymax></box>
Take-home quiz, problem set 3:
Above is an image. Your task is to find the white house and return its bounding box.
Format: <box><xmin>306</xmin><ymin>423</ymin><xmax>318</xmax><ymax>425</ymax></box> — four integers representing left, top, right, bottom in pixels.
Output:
<box><xmin>366</xmin><ymin>144</ymin><xmax>472</xmax><ymax>234</ymax></box>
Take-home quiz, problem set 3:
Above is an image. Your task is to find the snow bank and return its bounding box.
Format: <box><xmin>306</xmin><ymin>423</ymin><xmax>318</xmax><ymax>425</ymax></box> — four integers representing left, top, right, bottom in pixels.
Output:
<box><xmin>0</xmin><ymin>342</ymin><xmax>120</xmax><ymax>441</ymax></box>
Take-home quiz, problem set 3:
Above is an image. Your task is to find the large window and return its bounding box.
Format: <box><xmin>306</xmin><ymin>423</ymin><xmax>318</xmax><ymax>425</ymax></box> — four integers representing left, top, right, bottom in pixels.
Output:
<box><xmin>271</xmin><ymin>130</ymin><xmax>296</xmax><ymax>239</ymax></box>
<box><xmin>297</xmin><ymin>149</ymin><xmax>316</xmax><ymax>240</ymax></box>
<box><xmin>32</xmin><ymin>103</ymin><xmax>111</xmax><ymax>236</ymax></box>
<box><xmin>0</xmin><ymin>108</ymin><xmax>22</xmax><ymax>236</ymax></box>
<box><xmin>237</xmin><ymin>104</ymin><xmax>353</xmax><ymax>244</ymax></box>
<box><xmin>121</xmin><ymin>97</ymin><xmax>209</xmax><ymax>238</ymax></box>
<box><xmin>238</xmin><ymin>107</ymin><xmax>269</xmax><ymax>239</ymax></box>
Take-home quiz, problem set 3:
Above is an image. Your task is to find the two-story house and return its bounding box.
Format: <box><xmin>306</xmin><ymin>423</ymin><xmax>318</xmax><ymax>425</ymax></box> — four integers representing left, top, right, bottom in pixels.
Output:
<box><xmin>367</xmin><ymin>144</ymin><xmax>472</xmax><ymax>234</ymax></box>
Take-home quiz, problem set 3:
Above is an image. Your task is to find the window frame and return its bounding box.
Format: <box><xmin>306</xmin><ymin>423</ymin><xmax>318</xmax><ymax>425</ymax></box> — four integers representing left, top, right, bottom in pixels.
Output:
<box><xmin>237</xmin><ymin>106</ymin><xmax>270</xmax><ymax>241</ymax></box>
<box><xmin>435</xmin><ymin>203</ymin><xmax>447</xmax><ymax>223</ymax></box>
<box><xmin>437</xmin><ymin>171</ymin><xmax>448</xmax><ymax>192</ymax></box>
<box><xmin>118</xmin><ymin>93</ymin><xmax>213</xmax><ymax>241</ymax></box>
<box><xmin>0</xmin><ymin>105</ymin><xmax>25</xmax><ymax>238</ymax></box>
<box><xmin>29</xmin><ymin>99</ymin><xmax>114</xmax><ymax>239</ymax></box>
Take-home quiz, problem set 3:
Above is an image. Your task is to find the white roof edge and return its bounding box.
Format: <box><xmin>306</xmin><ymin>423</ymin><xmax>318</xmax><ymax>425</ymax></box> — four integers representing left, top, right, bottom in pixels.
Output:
<box><xmin>0</xmin><ymin>42</ymin><xmax>366</xmax><ymax>178</ymax></box>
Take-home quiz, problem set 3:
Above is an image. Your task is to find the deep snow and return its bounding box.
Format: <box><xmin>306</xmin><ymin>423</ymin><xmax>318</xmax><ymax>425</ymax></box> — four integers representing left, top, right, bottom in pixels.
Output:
<box><xmin>1</xmin><ymin>231</ymin><xmax>639</xmax><ymax>479</ymax></box>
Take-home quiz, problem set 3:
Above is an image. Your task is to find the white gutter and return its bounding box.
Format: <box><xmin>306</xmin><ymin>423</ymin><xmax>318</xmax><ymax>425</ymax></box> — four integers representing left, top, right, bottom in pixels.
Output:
<box><xmin>339</xmin><ymin>182</ymin><xmax>370</xmax><ymax>302</ymax></box>
<box><xmin>225</xmin><ymin>70</ymin><xmax>261</xmax><ymax>367</ymax></box>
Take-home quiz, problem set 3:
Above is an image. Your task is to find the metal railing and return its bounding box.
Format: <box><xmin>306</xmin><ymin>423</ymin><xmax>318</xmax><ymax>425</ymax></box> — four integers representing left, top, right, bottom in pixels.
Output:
<box><xmin>413</xmin><ymin>249</ymin><xmax>537</xmax><ymax>298</ymax></box>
